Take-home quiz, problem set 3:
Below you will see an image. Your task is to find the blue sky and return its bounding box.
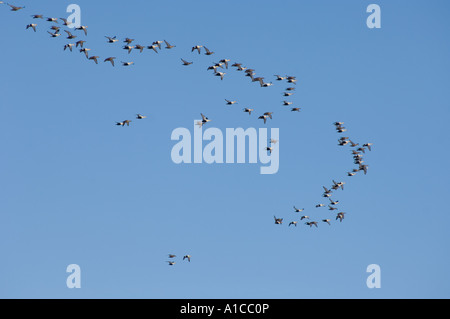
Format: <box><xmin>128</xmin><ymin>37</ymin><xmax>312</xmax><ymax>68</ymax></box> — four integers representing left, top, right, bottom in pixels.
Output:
<box><xmin>1</xmin><ymin>0</ymin><xmax>449</xmax><ymax>298</ymax></box>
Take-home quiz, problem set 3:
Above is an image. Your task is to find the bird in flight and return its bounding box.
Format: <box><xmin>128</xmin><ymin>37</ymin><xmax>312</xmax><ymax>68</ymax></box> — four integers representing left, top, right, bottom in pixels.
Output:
<box><xmin>181</xmin><ymin>58</ymin><xmax>193</xmax><ymax>66</ymax></box>
<box><xmin>196</xmin><ymin>113</ymin><xmax>211</xmax><ymax>128</ymax></box>
<box><xmin>47</xmin><ymin>31</ymin><xmax>61</xmax><ymax>38</ymax></box>
<box><xmin>293</xmin><ymin>206</ymin><xmax>304</xmax><ymax>213</ymax></box>
<box><xmin>192</xmin><ymin>45</ymin><xmax>203</xmax><ymax>54</ymax></box>
<box><xmin>219</xmin><ymin>59</ymin><xmax>230</xmax><ymax>69</ymax></box>
<box><xmin>274</xmin><ymin>216</ymin><xmax>283</xmax><ymax>225</ymax></box>
<box><xmin>274</xmin><ymin>75</ymin><xmax>286</xmax><ymax>81</ymax></box>
<box><xmin>260</xmin><ymin>82</ymin><xmax>273</xmax><ymax>87</ymax></box>
<box><xmin>147</xmin><ymin>44</ymin><xmax>159</xmax><ymax>53</ymax></box>
<box><xmin>289</xmin><ymin>221</ymin><xmax>298</xmax><ymax>227</ymax></box>
<box><xmin>105</xmin><ymin>36</ymin><xmax>118</xmax><ymax>43</ymax></box>
<box><xmin>79</xmin><ymin>48</ymin><xmax>91</xmax><ymax>58</ymax></box>
<box><xmin>243</xmin><ymin>108</ymin><xmax>253</xmax><ymax>115</ymax></box>
<box><xmin>306</xmin><ymin>221</ymin><xmax>318</xmax><ymax>228</ymax></box>
<box><xmin>363</xmin><ymin>143</ymin><xmax>373</xmax><ymax>151</ymax></box>
<box><xmin>134</xmin><ymin>44</ymin><xmax>145</xmax><ymax>53</ymax></box>
<box><xmin>49</xmin><ymin>25</ymin><xmax>60</xmax><ymax>33</ymax></box>
<box><xmin>26</xmin><ymin>24</ymin><xmax>37</xmax><ymax>32</ymax></box>
<box><xmin>8</xmin><ymin>4</ymin><xmax>25</xmax><ymax>11</ymax></box>
<box><xmin>64</xmin><ymin>43</ymin><xmax>74</xmax><ymax>52</ymax></box>
<box><xmin>136</xmin><ymin>114</ymin><xmax>146</xmax><ymax>119</ymax></box>
<box><xmin>204</xmin><ymin>47</ymin><xmax>214</xmax><ymax>55</ymax></box>
<box><xmin>89</xmin><ymin>55</ymin><xmax>100</xmax><ymax>64</ymax></box>
<box><xmin>336</xmin><ymin>212</ymin><xmax>346</xmax><ymax>222</ymax></box>
<box><xmin>258</xmin><ymin>114</ymin><xmax>268</xmax><ymax>124</ymax></box>
<box><xmin>104</xmin><ymin>57</ymin><xmax>116</xmax><ymax>66</ymax></box>
<box><xmin>264</xmin><ymin>112</ymin><xmax>273</xmax><ymax>120</ymax></box>
<box><xmin>76</xmin><ymin>25</ymin><xmax>88</xmax><ymax>36</ymax></box>
<box><xmin>123</xmin><ymin>45</ymin><xmax>134</xmax><ymax>54</ymax></box>
<box><xmin>164</xmin><ymin>40</ymin><xmax>176</xmax><ymax>49</ymax></box>
<box><xmin>152</xmin><ymin>40</ymin><xmax>163</xmax><ymax>49</ymax></box>
<box><xmin>215</xmin><ymin>71</ymin><xmax>226</xmax><ymax>80</ymax></box>
<box><xmin>183</xmin><ymin>255</ymin><xmax>191</xmax><ymax>262</ymax></box>
<box><xmin>116</xmin><ymin>120</ymin><xmax>132</xmax><ymax>126</ymax></box>
<box><xmin>328</xmin><ymin>198</ymin><xmax>339</xmax><ymax>206</ymax></box>
<box><xmin>75</xmin><ymin>40</ymin><xmax>86</xmax><ymax>48</ymax></box>
<box><xmin>322</xmin><ymin>219</ymin><xmax>331</xmax><ymax>225</ymax></box>
<box><xmin>59</xmin><ymin>17</ymin><xmax>71</xmax><ymax>26</ymax></box>
<box><xmin>64</xmin><ymin>30</ymin><xmax>77</xmax><ymax>39</ymax></box>
<box><xmin>225</xmin><ymin>99</ymin><xmax>237</xmax><ymax>105</ymax></box>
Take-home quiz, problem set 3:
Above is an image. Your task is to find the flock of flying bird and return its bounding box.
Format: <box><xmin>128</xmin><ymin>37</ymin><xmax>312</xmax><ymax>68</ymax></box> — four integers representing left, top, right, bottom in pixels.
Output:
<box><xmin>274</xmin><ymin>121</ymin><xmax>373</xmax><ymax>229</ymax></box>
<box><xmin>166</xmin><ymin>254</ymin><xmax>191</xmax><ymax>266</ymax></box>
<box><xmin>3</xmin><ymin>3</ymin><xmax>374</xmax><ymax>263</ymax></box>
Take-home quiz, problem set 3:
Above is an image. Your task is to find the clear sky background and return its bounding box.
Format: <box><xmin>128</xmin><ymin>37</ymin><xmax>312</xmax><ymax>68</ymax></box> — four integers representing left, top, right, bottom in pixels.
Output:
<box><xmin>1</xmin><ymin>0</ymin><xmax>449</xmax><ymax>299</ymax></box>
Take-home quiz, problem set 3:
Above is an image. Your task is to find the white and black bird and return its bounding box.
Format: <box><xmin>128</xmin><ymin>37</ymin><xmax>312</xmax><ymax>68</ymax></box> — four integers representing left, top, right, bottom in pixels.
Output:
<box><xmin>196</xmin><ymin>113</ymin><xmax>211</xmax><ymax>128</ymax></box>
<box><xmin>26</xmin><ymin>23</ymin><xmax>37</xmax><ymax>32</ymax></box>
<box><xmin>191</xmin><ymin>45</ymin><xmax>203</xmax><ymax>54</ymax></box>
<box><xmin>225</xmin><ymin>99</ymin><xmax>237</xmax><ymax>105</ymax></box>
<box><xmin>243</xmin><ymin>108</ymin><xmax>254</xmax><ymax>115</ymax></box>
